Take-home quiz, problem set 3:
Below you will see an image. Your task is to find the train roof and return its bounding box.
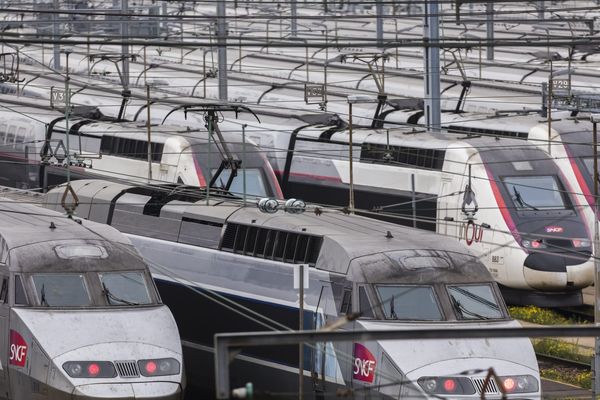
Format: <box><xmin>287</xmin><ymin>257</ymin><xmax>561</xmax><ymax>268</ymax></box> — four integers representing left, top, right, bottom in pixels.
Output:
<box><xmin>0</xmin><ymin>199</ymin><xmax>146</xmax><ymax>273</ymax></box>
<box><xmin>0</xmin><ymin>200</ymin><xmax>129</xmax><ymax>249</ymax></box>
<box><xmin>45</xmin><ymin>180</ymin><xmax>480</xmax><ymax>276</ymax></box>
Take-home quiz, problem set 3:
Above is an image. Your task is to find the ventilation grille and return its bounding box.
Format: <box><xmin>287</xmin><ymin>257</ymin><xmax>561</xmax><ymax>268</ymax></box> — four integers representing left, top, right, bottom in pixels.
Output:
<box><xmin>472</xmin><ymin>377</ymin><xmax>499</xmax><ymax>394</ymax></box>
<box><xmin>220</xmin><ymin>223</ymin><xmax>322</xmax><ymax>265</ymax></box>
<box><xmin>360</xmin><ymin>143</ymin><xmax>445</xmax><ymax>170</ymax></box>
<box><xmin>115</xmin><ymin>360</ymin><xmax>139</xmax><ymax>378</ymax></box>
<box><xmin>448</xmin><ymin>125</ymin><xmax>528</xmax><ymax>139</ymax></box>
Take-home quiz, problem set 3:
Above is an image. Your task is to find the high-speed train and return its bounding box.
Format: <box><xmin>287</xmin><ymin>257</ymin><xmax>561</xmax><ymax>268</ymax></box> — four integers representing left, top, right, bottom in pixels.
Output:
<box><xmin>0</xmin><ymin>95</ymin><xmax>281</xmax><ymax>199</ymax></box>
<box><xmin>0</xmin><ymin>198</ymin><xmax>184</xmax><ymax>399</ymax></box>
<box><xmin>436</xmin><ymin>112</ymin><xmax>598</xmax><ymax>229</ymax></box>
<box><xmin>44</xmin><ymin>179</ymin><xmax>541</xmax><ymax>399</ymax></box>
<box><xmin>222</xmin><ymin>114</ymin><xmax>594</xmax><ymax>306</ymax></box>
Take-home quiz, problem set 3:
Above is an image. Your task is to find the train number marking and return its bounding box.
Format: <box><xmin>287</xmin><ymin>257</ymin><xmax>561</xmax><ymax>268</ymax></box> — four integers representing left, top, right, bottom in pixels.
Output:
<box><xmin>353</xmin><ymin>343</ymin><xmax>376</xmax><ymax>383</ymax></box>
<box><xmin>9</xmin><ymin>330</ymin><xmax>27</xmax><ymax>367</ymax></box>
<box><xmin>491</xmin><ymin>255</ymin><xmax>504</xmax><ymax>265</ymax></box>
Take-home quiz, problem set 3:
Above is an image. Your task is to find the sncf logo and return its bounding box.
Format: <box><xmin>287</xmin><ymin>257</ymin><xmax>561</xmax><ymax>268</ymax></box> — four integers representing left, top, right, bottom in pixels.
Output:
<box><xmin>9</xmin><ymin>330</ymin><xmax>27</xmax><ymax>367</ymax></box>
<box><xmin>353</xmin><ymin>343</ymin><xmax>376</xmax><ymax>383</ymax></box>
<box><xmin>545</xmin><ymin>226</ymin><xmax>564</xmax><ymax>233</ymax></box>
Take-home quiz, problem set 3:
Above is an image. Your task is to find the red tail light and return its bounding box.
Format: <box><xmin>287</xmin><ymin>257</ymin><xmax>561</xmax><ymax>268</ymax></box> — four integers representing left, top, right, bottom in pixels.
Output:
<box><xmin>145</xmin><ymin>360</ymin><xmax>157</xmax><ymax>375</ymax></box>
<box><xmin>443</xmin><ymin>379</ymin><xmax>456</xmax><ymax>392</ymax></box>
<box><xmin>138</xmin><ymin>358</ymin><xmax>180</xmax><ymax>377</ymax></box>
<box><xmin>87</xmin><ymin>363</ymin><xmax>100</xmax><ymax>377</ymax></box>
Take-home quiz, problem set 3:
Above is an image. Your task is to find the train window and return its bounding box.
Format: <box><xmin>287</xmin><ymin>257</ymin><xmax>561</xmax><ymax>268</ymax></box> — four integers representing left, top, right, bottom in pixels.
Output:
<box><xmin>583</xmin><ymin>158</ymin><xmax>599</xmax><ymax>177</ymax></box>
<box><xmin>0</xmin><ymin>278</ymin><xmax>8</xmax><ymax>303</ymax></box>
<box><xmin>358</xmin><ymin>287</ymin><xmax>374</xmax><ymax>318</ymax></box>
<box><xmin>340</xmin><ymin>289</ymin><xmax>352</xmax><ymax>314</ymax></box>
<box><xmin>211</xmin><ymin>168</ymin><xmax>268</xmax><ymax>197</ymax></box>
<box><xmin>99</xmin><ymin>272</ymin><xmax>152</xmax><ymax>306</ymax></box>
<box><xmin>447</xmin><ymin>284</ymin><xmax>503</xmax><ymax>320</ymax></box>
<box><xmin>32</xmin><ymin>274</ymin><xmax>91</xmax><ymax>307</ymax></box>
<box><xmin>502</xmin><ymin>176</ymin><xmax>569</xmax><ymax>210</ymax></box>
<box><xmin>376</xmin><ymin>285</ymin><xmax>442</xmax><ymax>321</ymax></box>
<box><xmin>14</xmin><ymin>275</ymin><xmax>28</xmax><ymax>306</ymax></box>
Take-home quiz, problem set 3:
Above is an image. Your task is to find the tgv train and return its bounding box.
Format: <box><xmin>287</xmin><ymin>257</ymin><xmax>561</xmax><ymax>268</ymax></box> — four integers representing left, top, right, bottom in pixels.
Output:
<box><xmin>437</xmin><ymin>112</ymin><xmax>598</xmax><ymax>229</ymax></box>
<box><xmin>0</xmin><ymin>199</ymin><xmax>183</xmax><ymax>399</ymax></box>
<box><xmin>44</xmin><ymin>179</ymin><xmax>541</xmax><ymax>399</ymax></box>
<box><xmin>230</xmin><ymin>115</ymin><xmax>594</xmax><ymax>306</ymax></box>
<box><xmin>0</xmin><ymin>96</ymin><xmax>281</xmax><ymax>198</ymax></box>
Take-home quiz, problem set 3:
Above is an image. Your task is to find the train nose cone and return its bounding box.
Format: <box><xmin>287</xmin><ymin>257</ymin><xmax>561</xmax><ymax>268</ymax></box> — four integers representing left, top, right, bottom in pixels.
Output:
<box><xmin>523</xmin><ymin>252</ymin><xmax>593</xmax><ymax>290</ymax></box>
<box><xmin>72</xmin><ymin>382</ymin><xmax>182</xmax><ymax>400</ymax></box>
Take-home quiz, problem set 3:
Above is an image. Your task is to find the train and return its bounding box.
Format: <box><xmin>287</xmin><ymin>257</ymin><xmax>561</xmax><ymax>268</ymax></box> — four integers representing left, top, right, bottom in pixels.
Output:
<box><xmin>208</xmin><ymin>112</ymin><xmax>594</xmax><ymax>306</ymax></box>
<box><xmin>0</xmin><ymin>95</ymin><xmax>281</xmax><ymax>199</ymax></box>
<box><xmin>44</xmin><ymin>179</ymin><xmax>541</xmax><ymax>399</ymax></box>
<box><xmin>436</xmin><ymin>112</ymin><xmax>598</xmax><ymax>231</ymax></box>
<box><xmin>0</xmin><ymin>197</ymin><xmax>184</xmax><ymax>399</ymax></box>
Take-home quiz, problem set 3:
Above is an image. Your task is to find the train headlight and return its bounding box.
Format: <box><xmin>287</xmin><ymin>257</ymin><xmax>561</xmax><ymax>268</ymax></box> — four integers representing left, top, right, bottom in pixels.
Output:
<box><xmin>62</xmin><ymin>361</ymin><xmax>116</xmax><ymax>378</ymax></box>
<box><xmin>521</xmin><ymin>239</ymin><xmax>546</xmax><ymax>249</ymax></box>
<box><xmin>417</xmin><ymin>377</ymin><xmax>475</xmax><ymax>395</ymax></box>
<box><xmin>138</xmin><ymin>358</ymin><xmax>180</xmax><ymax>377</ymax></box>
<box><xmin>572</xmin><ymin>239</ymin><xmax>592</xmax><ymax>248</ymax></box>
<box><xmin>500</xmin><ymin>375</ymin><xmax>539</xmax><ymax>393</ymax></box>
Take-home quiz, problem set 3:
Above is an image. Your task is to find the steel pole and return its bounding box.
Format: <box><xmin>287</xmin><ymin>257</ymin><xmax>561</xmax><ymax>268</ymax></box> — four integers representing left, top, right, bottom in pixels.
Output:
<box><xmin>291</xmin><ymin>0</ymin><xmax>297</xmax><ymax>37</ymax></box>
<box><xmin>548</xmin><ymin>61</ymin><xmax>553</xmax><ymax>155</ymax></box>
<box><xmin>486</xmin><ymin>2</ymin><xmax>494</xmax><ymax>61</ymax></box>
<box><xmin>298</xmin><ymin>263</ymin><xmax>304</xmax><ymax>400</ymax></box>
<box><xmin>376</xmin><ymin>0</ymin><xmax>383</xmax><ymax>48</ymax></box>
<box><xmin>121</xmin><ymin>0</ymin><xmax>130</xmax><ymax>89</ymax></box>
<box><xmin>348</xmin><ymin>102</ymin><xmax>354</xmax><ymax>213</ymax></box>
<box><xmin>594</xmin><ymin>119</ymin><xmax>600</xmax><ymax>398</ymax></box>
<box><xmin>217</xmin><ymin>0</ymin><xmax>228</xmax><ymax>101</ymax></box>
<box><xmin>424</xmin><ymin>0</ymin><xmax>441</xmax><ymax>131</ymax></box>
<box><xmin>52</xmin><ymin>0</ymin><xmax>60</xmax><ymax>69</ymax></box>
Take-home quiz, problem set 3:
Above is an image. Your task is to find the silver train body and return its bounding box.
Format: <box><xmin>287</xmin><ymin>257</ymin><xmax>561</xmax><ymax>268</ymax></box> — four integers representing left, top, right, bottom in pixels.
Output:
<box><xmin>0</xmin><ymin>95</ymin><xmax>281</xmax><ymax>199</ymax></box>
<box><xmin>0</xmin><ymin>200</ymin><xmax>183</xmax><ymax>399</ymax></box>
<box><xmin>215</xmin><ymin>114</ymin><xmax>594</xmax><ymax>306</ymax></box>
<box><xmin>46</xmin><ymin>179</ymin><xmax>541</xmax><ymax>399</ymax></box>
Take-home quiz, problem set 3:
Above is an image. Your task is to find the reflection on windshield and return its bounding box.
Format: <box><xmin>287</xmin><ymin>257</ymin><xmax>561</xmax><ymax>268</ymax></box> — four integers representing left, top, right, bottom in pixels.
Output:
<box><xmin>100</xmin><ymin>272</ymin><xmax>151</xmax><ymax>306</ymax></box>
<box><xmin>447</xmin><ymin>285</ymin><xmax>503</xmax><ymax>320</ymax></box>
<box><xmin>376</xmin><ymin>285</ymin><xmax>442</xmax><ymax>321</ymax></box>
<box><xmin>211</xmin><ymin>168</ymin><xmax>268</xmax><ymax>197</ymax></box>
<box><xmin>583</xmin><ymin>158</ymin><xmax>599</xmax><ymax>180</ymax></box>
<box><xmin>502</xmin><ymin>176</ymin><xmax>568</xmax><ymax>210</ymax></box>
<box><xmin>32</xmin><ymin>274</ymin><xmax>90</xmax><ymax>307</ymax></box>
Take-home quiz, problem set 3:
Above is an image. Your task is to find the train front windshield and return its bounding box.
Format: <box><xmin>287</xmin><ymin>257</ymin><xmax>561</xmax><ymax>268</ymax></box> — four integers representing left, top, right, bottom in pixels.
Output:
<box><xmin>374</xmin><ymin>284</ymin><xmax>505</xmax><ymax>321</ymax></box>
<box><xmin>211</xmin><ymin>168</ymin><xmax>269</xmax><ymax>197</ymax></box>
<box><xmin>29</xmin><ymin>272</ymin><xmax>156</xmax><ymax>307</ymax></box>
<box><xmin>501</xmin><ymin>175</ymin><xmax>569</xmax><ymax>210</ymax></box>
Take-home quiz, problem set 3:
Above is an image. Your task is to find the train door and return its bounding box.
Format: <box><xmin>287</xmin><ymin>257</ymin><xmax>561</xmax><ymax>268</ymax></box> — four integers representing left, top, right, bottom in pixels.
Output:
<box><xmin>437</xmin><ymin>178</ymin><xmax>459</xmax><ymax>239</ymax></box>
<box><xmin>0</xmin><ymin>270</ymin><xmax>9</xmax><ymax>397</ymax></box>
<box><xmin>312</xmin><ymin>283</ymin><xmax>339</xmax><ymax>398</ymax></box>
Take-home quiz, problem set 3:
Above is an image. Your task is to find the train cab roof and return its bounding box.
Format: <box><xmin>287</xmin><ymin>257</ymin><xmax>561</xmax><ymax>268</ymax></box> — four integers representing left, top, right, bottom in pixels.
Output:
<box><xmin>0</xmin><ymin>200</ymin><xmax>145</xmax><ymax>273</ymax></box>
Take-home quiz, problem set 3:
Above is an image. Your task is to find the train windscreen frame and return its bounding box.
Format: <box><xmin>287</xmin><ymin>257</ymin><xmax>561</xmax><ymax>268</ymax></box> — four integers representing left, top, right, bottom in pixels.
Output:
<box><xmin>375</xmin><ymin>285</ymin><xmax>443</xmax><ymax>321</ymax></box>
<box><xmin>446</xmin><ymin>284</ymin><xmax>504</xmax><ymax>320</ymax></box>
<box><xmin>501</xmin><ymin>175</ymin><xmax>570</xmax><ymax>211</ymax></box>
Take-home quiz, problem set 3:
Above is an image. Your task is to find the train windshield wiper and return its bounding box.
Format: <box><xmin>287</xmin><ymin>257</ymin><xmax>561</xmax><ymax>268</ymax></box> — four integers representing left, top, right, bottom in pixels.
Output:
<box><xmin>450</xmin><ymin>296</ymin><xmax>490</xmax><ymax>320</ymax></box>
<box><xmin>512</xmin><ymin>186</ymin><xmax>539</xmax><ymax>211</ymax></box>
<box><xmin>40</xmin><ymin>284</ymin><xmax>49</xmax><ymax>307</ymax></box>
<box><xmin>102</xmin><ymin>283</ymin><xmax>140</xmax><ymax>306</ymax></box>
<box><xmin>389</xmin><ymin>295</ymin><xmax>398</xmax><ymax>320</ymax></box>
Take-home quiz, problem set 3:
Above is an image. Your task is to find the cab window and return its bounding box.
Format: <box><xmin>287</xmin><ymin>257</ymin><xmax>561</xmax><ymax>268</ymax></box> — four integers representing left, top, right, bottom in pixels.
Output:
<box><xmin>31</xmin><ymin>274</ymin><xmax>90</xmax><ymax>307</ymax></box>
<box><xmin>14</xmin><ymin>275</ymin><xmax>28</xmax><ymax>305</ymax></box>
<box><xmin>99</xmin><ymin>271</ymin><xmax>152</xmax><ymax>305</ymax></box>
